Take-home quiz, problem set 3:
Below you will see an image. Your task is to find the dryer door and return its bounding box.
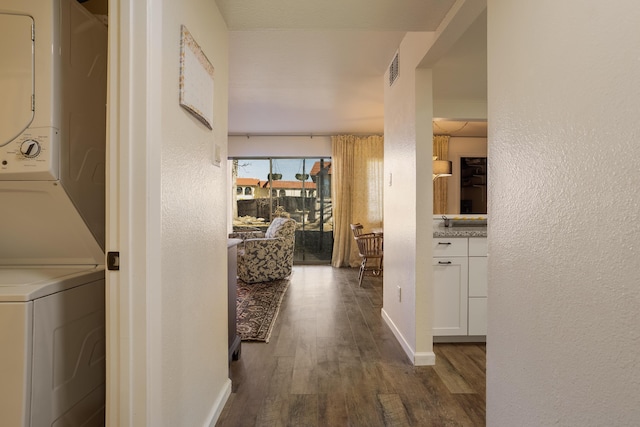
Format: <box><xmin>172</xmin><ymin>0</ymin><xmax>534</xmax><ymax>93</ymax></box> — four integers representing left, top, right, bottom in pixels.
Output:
<box><xmin>0</xmin><ymin>13</ymin><xmax>34</xmax><ymax>147</ymax></box>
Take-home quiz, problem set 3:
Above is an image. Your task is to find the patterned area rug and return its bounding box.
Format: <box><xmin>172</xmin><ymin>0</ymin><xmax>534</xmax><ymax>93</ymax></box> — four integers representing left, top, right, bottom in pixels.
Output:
<box><xmin>236</xmin><ymin>277</ymin><xmax>290</xmax><ymax>342</ymax></box>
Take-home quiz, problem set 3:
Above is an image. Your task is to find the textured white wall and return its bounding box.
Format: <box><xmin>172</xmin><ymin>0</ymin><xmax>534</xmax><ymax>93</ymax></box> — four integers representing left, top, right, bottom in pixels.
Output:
<box><xmin>487</xmin><ymin>0</ymin><xmax>640</xmax><ymax>425</ymax></box>
<box><xmin>155</xmin><ymin>0</ymin><xmax>230</xmax><ymax>424</ymax></box>
<box><xmin>432</xmin><ymin>9</ymin><xmax>487</xmax><ymax>121</ymax></box>
<box><xmin>382</xmin><ymin>32</ymin><xmax>436</xmax><ymax>364</ymax></box>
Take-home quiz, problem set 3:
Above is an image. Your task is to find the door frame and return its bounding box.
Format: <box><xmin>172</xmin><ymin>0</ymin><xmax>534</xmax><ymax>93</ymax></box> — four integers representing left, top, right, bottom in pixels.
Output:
<box><xmin>106</xmin><ymin>0</ymin><xmax>163</xmax><ymax>425</ymax></box>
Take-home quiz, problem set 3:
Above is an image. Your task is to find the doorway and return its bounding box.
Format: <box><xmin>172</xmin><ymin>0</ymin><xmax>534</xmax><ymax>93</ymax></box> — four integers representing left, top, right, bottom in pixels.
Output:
<box><xmin>232</xmin><ymin>157</ymin><xmax>333</xmax><ymax>264</ymax></box>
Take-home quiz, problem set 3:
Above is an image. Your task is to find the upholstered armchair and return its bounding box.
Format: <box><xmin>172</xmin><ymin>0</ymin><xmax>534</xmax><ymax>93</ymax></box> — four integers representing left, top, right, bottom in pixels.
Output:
<box><xmin>229</xmin><ymin>217</ymin><xmax>296</xmax><ymax>283</ymax></box>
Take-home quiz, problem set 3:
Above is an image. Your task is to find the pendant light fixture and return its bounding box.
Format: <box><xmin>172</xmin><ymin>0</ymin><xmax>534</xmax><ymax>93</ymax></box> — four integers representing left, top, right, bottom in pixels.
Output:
<box><xmin>433</xmin><ymin>156</ymin><xmax>452</xmax><ymax>181</ymax></box>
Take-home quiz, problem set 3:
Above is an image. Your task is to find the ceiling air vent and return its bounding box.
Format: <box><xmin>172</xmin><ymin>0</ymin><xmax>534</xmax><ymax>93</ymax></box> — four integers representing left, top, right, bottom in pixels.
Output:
<box><xmin>389</xmin><ymin>52</ymin><xmax>399</xmax><ymax>86</ymax></box>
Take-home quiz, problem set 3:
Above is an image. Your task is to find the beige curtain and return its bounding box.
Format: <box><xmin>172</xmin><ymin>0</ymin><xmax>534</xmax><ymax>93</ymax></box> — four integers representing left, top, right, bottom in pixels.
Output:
<box><xmin>433</xmin><ymin>135</ymin><xmax>450</xmax><ymax>215</ymax></box>
<box><xmin>331</xmin><ymin>135</ymin><xmax>384</xmax><ymax>267</ymax></box>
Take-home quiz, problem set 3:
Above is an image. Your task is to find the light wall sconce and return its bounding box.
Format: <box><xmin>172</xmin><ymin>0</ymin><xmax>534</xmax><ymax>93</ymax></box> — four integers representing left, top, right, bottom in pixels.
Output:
<box><xmin>433</xmin><ymin>156</ymin><xmax>452</xmax><ymax>181</ymax></box>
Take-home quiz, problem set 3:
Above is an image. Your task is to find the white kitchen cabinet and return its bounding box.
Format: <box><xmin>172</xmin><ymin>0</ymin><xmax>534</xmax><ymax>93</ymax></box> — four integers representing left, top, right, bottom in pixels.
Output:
<box><xmin>433</xmin><ymin>236</ymin><xmax>487</xmax><ymax>339</ymax></box>
<box><xmin>468</xmin><ymin>257</ymin><xmax>487</xmax><ymax>296</ymax></box>
<box><xmin>468</xmin><ymin>297</ymin><xmax>487</xmax><ymax>336</ymax></box>
<box><xmin>468</xmin><ymin>235</ymin><xmax>488</xmax><ymax>257</ymax></box>
<box><xmin>468</xmin><ymin>237</ymin><xmax>487</xmax><ymax>336</ymax></box>
<box><xmin>433</xmin><ymin>239</ymin><xmax>468</xmax><ymax>336</ymax></box>
<box><xmin>432</xmin><ymin>237</ymin><xmax>468</xmax><ymax>257</ymax></box>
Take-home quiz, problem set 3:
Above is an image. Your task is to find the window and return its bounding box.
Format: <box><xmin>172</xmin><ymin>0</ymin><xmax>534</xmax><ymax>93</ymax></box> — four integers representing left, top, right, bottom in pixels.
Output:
<box><xmin>231</xmin><ymin>157</ymin><xmax>333</xmax><ymax>264</ymax></box>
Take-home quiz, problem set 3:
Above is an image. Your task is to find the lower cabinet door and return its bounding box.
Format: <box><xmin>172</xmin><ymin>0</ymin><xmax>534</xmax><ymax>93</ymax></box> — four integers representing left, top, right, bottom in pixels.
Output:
<box><xmin>433</xmin><ymin>257</ymin><xmax>468</xmax><ymax>336</ymax></box>
<box><xmin>468</xmin><ymin>297</ymin><xmax>487</xmax><ymax>336</ymax></box>
<box><xmin>468</xmin><ymin>256</ymin><xmax>488</xmax><ymax>297</ymax></box>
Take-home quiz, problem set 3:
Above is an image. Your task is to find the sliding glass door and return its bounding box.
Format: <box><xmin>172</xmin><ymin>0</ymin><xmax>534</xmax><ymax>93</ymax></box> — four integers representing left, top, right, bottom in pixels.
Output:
<box><xmin>231</xmin><ymin>157</ymin><xmax>333</xmax><ymax>264</ymax></box>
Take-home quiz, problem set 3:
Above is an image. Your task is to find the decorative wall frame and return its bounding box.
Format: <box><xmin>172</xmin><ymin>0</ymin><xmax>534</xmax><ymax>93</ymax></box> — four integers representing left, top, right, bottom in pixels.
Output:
<box><xmin>179</xmin><ymin>25</ymin><xmax>214</xmax><ymax>129</ymax></box>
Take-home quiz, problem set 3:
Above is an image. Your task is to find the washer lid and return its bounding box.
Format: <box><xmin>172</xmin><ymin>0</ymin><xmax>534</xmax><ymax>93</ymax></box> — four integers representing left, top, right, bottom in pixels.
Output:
<box><xmin>0</xmin><ymin>266</ymin><xmax>104</xmax><ymax>301</ymax></box>
<box><xmin>0</xmin><ymin>181</ymin><xmax>104</xmax><ymax>266</ymax></box>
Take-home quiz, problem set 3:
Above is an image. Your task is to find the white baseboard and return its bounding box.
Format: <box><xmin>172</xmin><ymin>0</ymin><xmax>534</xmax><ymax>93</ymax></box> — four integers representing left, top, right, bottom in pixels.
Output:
<box><xmin>381</xmin><ymin>309</ymin><xmax>435</xmax><ymax>366</ymax></box>
<box><xmin>206</xmin><ymin>378</ymin><xmax>232</xmax><ymax>427</ymax></box>
<box><xmin>414</xmin><ymin>351</ymin><xmax>436</xmax><ymax>366</ymax></box>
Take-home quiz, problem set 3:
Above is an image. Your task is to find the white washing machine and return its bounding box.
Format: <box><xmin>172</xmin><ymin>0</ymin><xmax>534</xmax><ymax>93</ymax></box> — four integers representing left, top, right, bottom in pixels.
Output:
<box><xmin>0</xmin><ymin>0</ymin><xmax>107</xmax><ymax>425</ymax></box>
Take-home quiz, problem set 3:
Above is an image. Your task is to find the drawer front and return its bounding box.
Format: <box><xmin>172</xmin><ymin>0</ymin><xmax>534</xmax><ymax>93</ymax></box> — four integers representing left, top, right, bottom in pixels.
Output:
<box><xmin>469</xmin><ymin>237</ymin><xmax>487</xmax><ymax>256</ymax></box>
<box><xmin>433</xmin><ymin>238</ymin><xmax>468</xmax><ymax>257</ymax></box>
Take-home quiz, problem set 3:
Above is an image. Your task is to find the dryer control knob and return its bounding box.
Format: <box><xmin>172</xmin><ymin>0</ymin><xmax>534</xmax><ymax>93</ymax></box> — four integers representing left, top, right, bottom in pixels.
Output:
<box><xmin>20</xmin><ymin>140</ymin><xmax>41</xmax><ymax>158</ymax></box>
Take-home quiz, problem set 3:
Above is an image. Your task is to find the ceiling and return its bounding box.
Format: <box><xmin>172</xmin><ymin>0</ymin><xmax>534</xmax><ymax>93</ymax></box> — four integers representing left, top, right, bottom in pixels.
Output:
<box><xmin>217</xmin><ymin>0</ymin><xmax>488</xmax><ymax>137</ymax></box>
<box><xmin>434</xmin><ymin>120</ymin><xmax>487</xmax><ymax>138</ymax></box>
<box><xmin>216</xmin><ymin>0</ymin><xmax>455</xmax><ymax>31</ymax></box>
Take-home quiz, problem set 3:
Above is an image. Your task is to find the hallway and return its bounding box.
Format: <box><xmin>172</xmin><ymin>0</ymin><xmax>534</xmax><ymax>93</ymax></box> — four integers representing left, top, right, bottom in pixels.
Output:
<box><xmin>217</xmin><ymin>265</ymin><xmax>486</xmax><ymax>426</ymax></box>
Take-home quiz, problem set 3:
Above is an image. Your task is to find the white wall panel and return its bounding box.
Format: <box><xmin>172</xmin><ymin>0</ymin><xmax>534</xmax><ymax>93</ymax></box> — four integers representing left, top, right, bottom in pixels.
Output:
<box><xmin>487</xmin><ymin>0</ymin><xmax>640</xmax><ymax>425</ymax></box>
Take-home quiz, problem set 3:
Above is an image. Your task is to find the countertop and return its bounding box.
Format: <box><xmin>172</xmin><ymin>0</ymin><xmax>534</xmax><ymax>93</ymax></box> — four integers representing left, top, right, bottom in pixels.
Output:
<box><xmin>433</xmin><ymin>226</ymin><xmax>487</xmax><ymax>238</ymax></box>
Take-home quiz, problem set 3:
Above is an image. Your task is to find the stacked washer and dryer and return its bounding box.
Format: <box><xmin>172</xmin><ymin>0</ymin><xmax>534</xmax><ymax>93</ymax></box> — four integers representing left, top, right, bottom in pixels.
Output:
<box><xmin>0</xmin><ymin>0</ymin><xmax>107</xmax><ymax>425</ymax></box>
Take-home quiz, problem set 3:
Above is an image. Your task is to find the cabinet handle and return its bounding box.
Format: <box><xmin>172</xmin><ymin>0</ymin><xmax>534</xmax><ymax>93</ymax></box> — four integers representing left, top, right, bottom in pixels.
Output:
<box><xmin>438</xmin><ymin>242</ymin><xmax>452</xmax><ymax>245</ymax></box>
<box><xmin>438</xmin><ymin>261</ymin><xmax>452</xmax><ymax>265</ymax></box>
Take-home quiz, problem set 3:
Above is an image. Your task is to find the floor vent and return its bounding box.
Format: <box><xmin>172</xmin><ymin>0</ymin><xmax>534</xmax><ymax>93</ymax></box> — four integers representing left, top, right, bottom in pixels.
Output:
<box><xmin>389</xmin><ymin>52</ymin><xmax>399</xmax><ymax>86</ymax></box>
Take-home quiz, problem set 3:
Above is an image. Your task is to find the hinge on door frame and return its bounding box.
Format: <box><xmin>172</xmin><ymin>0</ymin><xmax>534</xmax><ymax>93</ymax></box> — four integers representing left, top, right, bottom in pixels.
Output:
<box><xmin>32</xmin><ymin>25</ymin><xmax>35</xmax><ymax>111</ymax></box>
<box><xmin>107</xmin><ymin>251</ymin><xmax>120</xmax><ymax>271</ymax></box>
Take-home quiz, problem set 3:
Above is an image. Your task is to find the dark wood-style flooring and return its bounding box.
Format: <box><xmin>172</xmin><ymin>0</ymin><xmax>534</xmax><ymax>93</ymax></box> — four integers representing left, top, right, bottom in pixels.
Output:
<box><xmin>216</xmin><ymin>265</ymin><xmax>486</xmax><ymax>427</ymax></box>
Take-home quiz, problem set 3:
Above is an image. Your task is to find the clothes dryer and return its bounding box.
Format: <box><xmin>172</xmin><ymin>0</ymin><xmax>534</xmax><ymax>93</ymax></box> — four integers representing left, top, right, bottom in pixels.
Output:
<box><xmin>0</xmin><ymin>0</ymin><xmax>107</xmax><ymax>425</ymax></box>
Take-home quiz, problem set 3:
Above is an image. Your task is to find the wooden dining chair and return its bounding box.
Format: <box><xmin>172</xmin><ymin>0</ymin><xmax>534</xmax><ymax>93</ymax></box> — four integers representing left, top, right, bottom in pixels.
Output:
<box><xmin>354</xmin><ymin>233</ymin><xmax>383</xmax><ymax>286</ymax></box>
<box><xmin>350</xmin><ymin>223</ymin><xmax>364</xmax><ymax>238</ymax></box>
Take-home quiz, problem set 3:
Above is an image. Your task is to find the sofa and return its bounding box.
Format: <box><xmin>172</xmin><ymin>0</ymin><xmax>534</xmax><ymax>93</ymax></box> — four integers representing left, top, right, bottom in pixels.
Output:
<box><xmin>229</xmin><ymin>217</ymin><xmax>296</xmax><ymax>283</ymax></box>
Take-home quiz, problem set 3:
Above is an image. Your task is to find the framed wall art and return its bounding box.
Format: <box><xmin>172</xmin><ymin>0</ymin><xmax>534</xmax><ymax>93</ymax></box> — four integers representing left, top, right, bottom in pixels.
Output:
<box><xmin>179</xmin><ymin>25</ymin><xmax>214</xmax><ymax>130</ymax></box>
